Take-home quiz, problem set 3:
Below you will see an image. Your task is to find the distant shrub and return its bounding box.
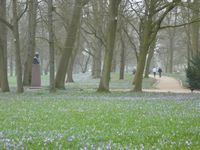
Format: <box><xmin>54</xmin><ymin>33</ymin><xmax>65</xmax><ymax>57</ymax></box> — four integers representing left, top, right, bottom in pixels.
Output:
<box><xmin>186</xmin><ymin>54</ymin><xmax>200</xmax><ymax>90</ymax></box>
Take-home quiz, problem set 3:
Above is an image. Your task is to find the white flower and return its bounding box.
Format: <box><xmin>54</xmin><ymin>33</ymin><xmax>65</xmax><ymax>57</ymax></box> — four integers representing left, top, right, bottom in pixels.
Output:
<box><xmin>185</xmin><ymin>140</ymin><xmax>192</xmax><ymax>146</ymax></box>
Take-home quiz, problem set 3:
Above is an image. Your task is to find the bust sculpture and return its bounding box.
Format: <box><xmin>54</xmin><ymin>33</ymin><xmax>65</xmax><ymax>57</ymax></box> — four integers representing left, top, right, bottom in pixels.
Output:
<box><xmin>33</xmin><ymin>52</ymin><xmax>40</xmax><ymax>64</ymax></box>
<box><xmin>31</xmin><ymin>52</ymin><xmax>41</xmax><ymax>87</ymax></box>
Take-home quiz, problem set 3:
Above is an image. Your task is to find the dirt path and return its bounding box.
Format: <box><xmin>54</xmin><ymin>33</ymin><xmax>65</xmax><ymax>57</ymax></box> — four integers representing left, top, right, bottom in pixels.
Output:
<box><xmin>144</xmin><ymin>75</ymin><xmax>199</xmax><ymax>93</ymax></box>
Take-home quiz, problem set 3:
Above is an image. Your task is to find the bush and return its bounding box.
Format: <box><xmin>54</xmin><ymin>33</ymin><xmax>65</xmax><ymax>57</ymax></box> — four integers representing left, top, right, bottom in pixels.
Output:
<box><xmin>186</xmin><ymin>54</ymin><xmax>200</xmax><ymax>90</ymax></box>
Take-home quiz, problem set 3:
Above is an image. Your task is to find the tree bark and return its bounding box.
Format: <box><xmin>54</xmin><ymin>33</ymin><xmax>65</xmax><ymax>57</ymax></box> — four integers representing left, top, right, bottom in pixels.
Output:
<box><xmin>48</xmin><ymin>0</ymin><xmax>55</xmax><ymax>92</ymax></box>
<box><xmin>133</xmin><ymin>0</ymin><xmax>180</xmax><ymax>92</ymax></box>
<box><xmin>9</xmin><ymin>54</ymin><xmax>14</xmax><ymax>76</ymax></box>
<box><xmin>144</xmin><ymin>39</ymin><xmax>156</xmax><ymax>78</ymax></box>
<box><xmin>191</xmin><ymin>0</ymin><xmax>199</xmax><ymax>58</ymax></box>
<box><xmin>168</xmin><ymin>36</ymin><xmax>174</xmax><ymax>73</ymax></box>
<box><xmin>55</xmin><ymin>0</ymin><xmax>86</xmax><ymax>89</ymax></box>
<box><xmin>111</xmin><ymin>55</ymin><xmax>117</xmax><ymax>72</ymax></box>
<box><xmin>66</xmin><ymin>29</ymin><xmax>80</xmax><ymax>83</ymax></box>
<box><xmin>66</xmin><ymin>57</ymin><xmax>74</xmax><ymax>83</ymax></box>
<box><xmin>97</xmin><ymin>0</ymin><xmax>121</xmax><ymax>92</ymax></box>
<box><xmin>119</xmin><ymin>34</ymin><xmax>125</xmax><ymax>80</ymax></box>
<box><xmin>82</xmin><ymin>55</ymin><xmax>90</xmax><ymax>73</ymax></box>
<box><xmin>91</xmin><ymin>0</ymin><xmax>104</xmax><ymax>78</ymax></box>
<box><xmin>0</xmin><ymin>0</ymin><xmax>9</xmax><ymax>92</ymax></box>
<box><xmin>167</xmin><ymin>9</ymin><xmax>178</xmax><ymax>73</ymax></box>
<box><xmin>13</xmin><ymin>0</ymin><xmax>24</xmax><ymax>93</ymax></box>
<box><xmin>23</xmin><ymin>0</ymin><xmax>38</xmax><ymax>86</ymax></box>
<box><xmin>92</xmin><ymin>44</ymin><xmax>102</xmax><ymax>78</ymax></box>
<box><xmin>133</xmin><ymin>7</ymin><xmax>153</xmax><ymax>90</ymax></box>
<box><xmin>133</xmin><ymin>28</ymin><xmax>151</xmax><ymax>91</ymax></box>
<box><xmin>44</xmin><ymin>61</ymin><xmax>49</xmax><ymax>75</ymax></box>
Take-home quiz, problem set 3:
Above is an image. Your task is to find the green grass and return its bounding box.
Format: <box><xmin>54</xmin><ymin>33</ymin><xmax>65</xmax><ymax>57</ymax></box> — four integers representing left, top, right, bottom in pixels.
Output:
<box><xmin>0</xmin><ymin>90</ymin><xmax>200</xmax><ymax>149</ymax></box>
<box><xmin>7</xmin><ymin>73</ymin><xmax>156</xmax><ymax>91</ymax></box>
<box><xmin>1</xmin><ymin>73</ymin><xmax>199</xmax><ymax>149</ymax></box>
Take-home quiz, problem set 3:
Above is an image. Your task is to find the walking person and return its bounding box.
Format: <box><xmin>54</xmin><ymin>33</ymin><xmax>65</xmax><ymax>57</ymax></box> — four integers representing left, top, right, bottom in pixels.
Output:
<box><xmin>158</xmin><ymin>67</ymin><xmax>162</xmax><ymax>77</ymax></box>
<box><xmin>152</xmin><ymin>67</ymin><xmax>157</xmax><ymax>78</ymax></box>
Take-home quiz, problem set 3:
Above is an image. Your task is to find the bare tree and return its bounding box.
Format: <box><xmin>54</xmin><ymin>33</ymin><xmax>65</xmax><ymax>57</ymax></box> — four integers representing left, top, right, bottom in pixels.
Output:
<box><xmin>0</xmin><ymin>0</ymin><xmax>27</xmax><ymax>93</ymax></box>
<box><xmin>48</xmin><ymin>0</ymin><xmax>56</xmax><ymax>92</ymax></box>
<box><xmin>55</xmin><ymin>0</ymin><xmax>89</xmax><ymax>89</ymax></box>
<box><xmin>0</xmin><ymin>0</ymin><xmax>9</xmax><ymax>92</ymax></box>
<box><xmin>66</xmin><ymin>29</ymin><xmax>81</xmax><ymax>83</ymax></box>
<box><xmin>165</xmin><ymin>8</ymin><xmax>178</xmax><ymax>73</ymax></box>
<box><xmin>97</xmin><ymin>0</ymin><xmax>121</xmax><ymax>92</ymax></box>
<box><xmin>144</xmin><ymin>39</ymin><xmax>156</xmax><ymax>78</ymax></box>
<box><xmin>90</xmin><ymin>0</ymin><xmax>105</xmax><ymax>78</ymax></box>
<box><xmin>23</xmin><ymin>0</ymin><xmax>38</xmax><ymax>86</ymax></box>
<box><xmin>132</xmin><ymin>0</ymin><xmax>181</xmax><ymax>92</ymax></box>
<box><xmin>13</xmin><ymin>0</ymin><xmax>24</xmax><ymax>93</ymax></box>
<box><xmin>119</xmin><ymin>28</ymin><xmax>126</xmax><ymax>80</ymax></box>
<box><xmin>190</xmin><ymin>0</ymin><xmax>199</xmax><ymax>58</ymax></box>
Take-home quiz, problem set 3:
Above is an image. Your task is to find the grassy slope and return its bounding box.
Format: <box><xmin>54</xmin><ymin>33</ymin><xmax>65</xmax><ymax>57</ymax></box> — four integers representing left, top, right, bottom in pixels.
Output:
<box><xmin>0</xmin><ymin>73</ymin><xmax>199</xmax><ymax>149</ymax></box>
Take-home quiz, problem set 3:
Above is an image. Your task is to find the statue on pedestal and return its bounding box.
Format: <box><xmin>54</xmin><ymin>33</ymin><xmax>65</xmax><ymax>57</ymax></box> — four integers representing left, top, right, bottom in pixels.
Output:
<box><xmin>31</xmin><ymin>52</ymin><xmax>41</xmax><ymax>87</ymax></box>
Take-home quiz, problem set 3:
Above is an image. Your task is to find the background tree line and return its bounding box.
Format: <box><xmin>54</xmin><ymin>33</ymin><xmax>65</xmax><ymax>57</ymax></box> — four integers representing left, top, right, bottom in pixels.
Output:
<box><xmin>0</xmin><ymin>0</ymin><xmax>199</xmax><ymax>93</ymax></box>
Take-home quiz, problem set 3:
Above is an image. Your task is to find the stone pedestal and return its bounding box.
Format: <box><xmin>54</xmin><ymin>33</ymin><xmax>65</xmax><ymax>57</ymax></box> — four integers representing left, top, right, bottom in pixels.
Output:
<box><xmin>31</xmin><ymin>64</ymin><xmax>41</xmax><ymax>87</ymax></box>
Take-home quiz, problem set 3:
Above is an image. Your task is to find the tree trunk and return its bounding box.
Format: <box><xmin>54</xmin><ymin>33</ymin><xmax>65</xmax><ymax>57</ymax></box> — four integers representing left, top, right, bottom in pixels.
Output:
<box><xmin>191</xmin><ymin>0</ymin><xmax>199</xmax><ymax>58</ymax></box>
<box><xmin>133</xmin><ymin>15</ymin><xmax>152</xmax><ymax>91</ymax></box>
<box><xmin>9</xmin><ymin>54</ymin><xmax>14</xmax><ymax>76</ymax></box>
<box><xmin>0</xmin><ymin>0</ymin><xmax>9</xmax><ymax>92</ymax></box>
<box><xmin>168</xmin><ymin>36</ymin><xmax>174</xmax><ymax>73</ymax></box>
<box><xmin>13</xmin><ymin>0</ymin><xmax>24</xmax><ymax>93</ymax></box>
<box><xmin>119</xmin><ymin>35</ymin><xmax>125</xmax><ymax>80</ymax></box>
<box><xmin>144</xmin><ymin>39</ymin><xmax>156</xmax><ymax>78</ymax></box>
<box><xmin>66</xmin><ymin>29</ymin><xmax>81</xmax><ymax>83</ymax></box>
<box><xmin>92</xmin><ymin>46</ymin><xmax>102</xmax><ymax>78</ymax></box>
<box><xmin>97</xmin><ymin>0</ymin><xmax>121</xmax><ymax>92</ymax></box>
<box><xmin>23</xmin><ymin>0</ymin><xmax>38</xmax><ymax>86</ymax></box>
<box><xmin>186</xmin><ymin>27</ymin><xmax>192</xmax><ymax>66</ymax></box>
<box><xmin>133</xmin><ymin>39</ymin><xmax>150</xmax><ymax>91</ymax></box>
<box><xmin>44</xmin><ymin>62</ymin><xmax>49</xmax><ymax>75</ymax></box>
<box><xmin>55</xmin><ymin>0</ymin><xmax>85</xmax><ymax>89</ymax></box>
<box><xmin>82</xmin><ymin>55</ymin><xmax>90</xmax><ymax>73</ymax></box>
<box><xmin>66</xmin><ymin>57</ymin><xmax>74</xmax><ymax>83</ymax></box>
<box><xmin>48</xmin><ymin>0</ymin><xmax>55</xmax><ymax>92</ymax></box>
<box><xmin>167</xmin><ymin>9</ymin><xmax>177</xmax><ymax>73</ymax></box>
<box><xmin>182</xmin><ymin>14</ymin><xmax>192</xmax><ymax>66</ymax></box>
<box><xmin>132</xmin><ymin>0</ymin><xmax>178</xmax><ymax>92</ymax></box>
<box><xmin>111</xmin><ymin>55</ymin><xmax>117</xmax><ymax>72</ymax></box>
<box><xmin>91</xmin><ymin>0</ymin><xmax>103</xmax><ymax>79</ymax></box>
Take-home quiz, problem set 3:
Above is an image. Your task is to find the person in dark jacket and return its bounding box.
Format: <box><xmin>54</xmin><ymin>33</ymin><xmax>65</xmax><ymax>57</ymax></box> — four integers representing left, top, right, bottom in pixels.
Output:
<box><xmin>158</xmin><ymin>67</ymin><xmax>162</xmax><ymax>77</ymax></box>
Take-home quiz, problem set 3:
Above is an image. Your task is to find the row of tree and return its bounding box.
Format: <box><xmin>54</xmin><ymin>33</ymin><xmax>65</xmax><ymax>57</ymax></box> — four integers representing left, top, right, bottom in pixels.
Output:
<box><xmin>0</xmin><ymin>0</ymin><xmax>199</xmax><ymax>93</ymax></box>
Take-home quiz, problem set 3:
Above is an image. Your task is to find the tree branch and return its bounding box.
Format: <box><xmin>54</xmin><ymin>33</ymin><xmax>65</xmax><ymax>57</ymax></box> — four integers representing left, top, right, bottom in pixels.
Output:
<box><xmin>17</xmin><ymin>0</ymin><xmax>29</xmax><ymax>21</ymax></box>
<box><xmin>81</xmin><ymin>26</ymin><xmax>106</xmax><ymax>48</ymax></box>
<box><xmin>82</xmin><ymin>48</ymin><xmax>95</xmax><ymax>57</ymax></box>
<box><xmin>82</xmin><ymin>0</ymin><xmax>90</xmax><ymax>6</ymax></box>
<box><xmin>156</xmin><ymin>2</ymin><xmax>178</xmax><ymax>28</ymax></box>
<box><xmin>0</xmin><ymin>17</ymin><xmax>13</xmax><ymax>31</ymax></box>
<box><xmin>123</xmin><ymin>27</ymin><xmax>138</xmax><ymax>61</ymax></box>
<box><xmin>120</xmin><ymin>13</ymin><xmax>140</xmax><ymax>38</ymax></box>
<box><xmin>160</xmin><ymin>18</ymin><xmax>200</xmax><ymax>30</ymax></box>
<box><xmin>155</xmin><ymin>2</ymin><xmax>174</xmax><ymax>14</ymax></box>
<box><xmin>153</xmin><ymin>0</ymin><xmax>181</xmax><ymax>31</ymax></box>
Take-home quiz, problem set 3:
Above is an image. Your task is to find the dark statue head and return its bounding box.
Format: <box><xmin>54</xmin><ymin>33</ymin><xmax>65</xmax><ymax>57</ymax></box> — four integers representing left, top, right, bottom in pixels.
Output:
<box><xmin>33</xmin><ymin>52</ymin><xmax>40</xmax><ymax>64</ymax></box>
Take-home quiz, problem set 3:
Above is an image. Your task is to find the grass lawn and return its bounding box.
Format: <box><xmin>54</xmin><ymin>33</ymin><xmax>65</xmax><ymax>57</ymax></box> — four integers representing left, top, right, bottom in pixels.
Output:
<box><xmin>0</xmin><ymin>73</ymin><xmax>199</xmax><ymax>149</ymax></box>
<box><xmin>7</xmin><ymin>72</ymin><xmax>156</xmax><ymax>91</ymax></box>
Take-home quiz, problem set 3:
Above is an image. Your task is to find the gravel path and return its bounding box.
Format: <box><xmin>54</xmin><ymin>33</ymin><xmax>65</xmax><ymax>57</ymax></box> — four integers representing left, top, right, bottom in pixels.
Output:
<box><xmin>144</xmin><ymin>75</ymin><xmax>199</xmax><ymax>93</ymax></box>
